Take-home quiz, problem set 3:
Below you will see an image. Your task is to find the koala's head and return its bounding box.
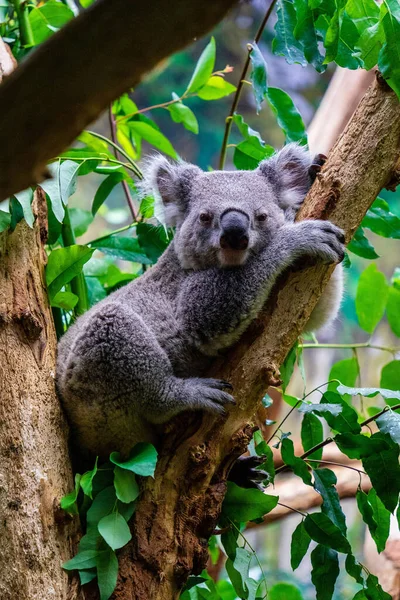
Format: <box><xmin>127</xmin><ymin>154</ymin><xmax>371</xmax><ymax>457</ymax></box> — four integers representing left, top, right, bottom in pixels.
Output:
<box><xmin>142</xmin><ymin>144</ymin><xmax>313</xmax><ymax>270</ymax></box>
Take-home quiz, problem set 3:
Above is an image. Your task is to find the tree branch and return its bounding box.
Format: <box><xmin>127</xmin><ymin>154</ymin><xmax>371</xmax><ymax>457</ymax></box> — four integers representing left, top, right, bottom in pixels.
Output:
<box><xmin>0</xmin><ymin>0</ymin><xmax>239</xmax><ymax>200</ymax></box>
<box><xmin>114</xmin><ymin>74</ymin><xmax>400</xmax><ymax>600</ymax></box>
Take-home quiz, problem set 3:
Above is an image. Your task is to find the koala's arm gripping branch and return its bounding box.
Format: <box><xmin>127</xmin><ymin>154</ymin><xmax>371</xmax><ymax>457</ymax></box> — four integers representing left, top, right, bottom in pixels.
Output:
<box><xmin>0</xmin><ymin>0</ymin><xmax>238</xmax><ymax>201</ymax></box>
<box><xmin>111</xmin><ymin>75</ymin><xmax>400</xmax><ymax>600</ymax></box>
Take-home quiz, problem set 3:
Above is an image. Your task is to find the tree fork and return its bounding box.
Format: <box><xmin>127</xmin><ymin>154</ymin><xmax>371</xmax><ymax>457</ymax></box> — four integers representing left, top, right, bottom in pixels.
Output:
<box><xmin>111</xmin><ymin>74</ymin><xmax>400</xmax><ymax>600</ymax></box>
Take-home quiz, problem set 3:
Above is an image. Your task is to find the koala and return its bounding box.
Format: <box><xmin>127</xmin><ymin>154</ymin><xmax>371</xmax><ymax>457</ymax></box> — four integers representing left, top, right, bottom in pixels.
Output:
<box><xmin>56</xmin><ymin>144</ymin><xmax>344</xmax><ymax>466</ymax></box>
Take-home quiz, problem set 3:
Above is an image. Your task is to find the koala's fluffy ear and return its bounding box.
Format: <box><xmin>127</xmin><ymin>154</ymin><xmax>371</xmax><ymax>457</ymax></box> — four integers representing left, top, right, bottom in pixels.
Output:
<box><xmin>257</xmin><ymin>143</ymin><xmax>314</xmax><ymax>219</ymax></box>
<box><xmin>140</xmin><ymin>155</ymin><xmax>201</xmax><ymax>227</ymax></box>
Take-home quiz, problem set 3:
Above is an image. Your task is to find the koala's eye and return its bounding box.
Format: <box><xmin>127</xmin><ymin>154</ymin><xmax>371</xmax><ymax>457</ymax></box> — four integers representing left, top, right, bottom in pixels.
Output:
<box><xmin>256</xmin><ymin>213</ymin><xmax>268</xmax><ymax>222</ymax></box>
<box><xmin>199</xmin><ymin>212</ymin><xmax>212</xmax><ymax>224</ymax></box>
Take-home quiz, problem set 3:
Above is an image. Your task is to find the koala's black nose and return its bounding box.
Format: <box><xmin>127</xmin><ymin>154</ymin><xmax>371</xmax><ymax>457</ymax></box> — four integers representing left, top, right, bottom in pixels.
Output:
<box><xmin>220</xmin><ymin>210</ymin><xmax>249</xmax><ymax>250</ymax></box>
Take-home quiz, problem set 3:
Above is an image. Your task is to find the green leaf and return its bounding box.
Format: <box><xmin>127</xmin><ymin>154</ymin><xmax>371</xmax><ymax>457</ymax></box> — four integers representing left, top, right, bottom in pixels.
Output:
<box><xmin>139</xmin><ymin>195</ymin><xmax>154</xmax><ymax>219</ymax></box>
<box><xmin>365</xmin><ymin>573</ymin><xmax>392</xmax><ymax>600</ymax></box>
<box><xmin>378</xmin><ymin>3</ymin><xmax>400</xmax><ymax>99</ymax></box>
<box><xmin>304</xmin><ymin>513</ymin><xmax>350</xmax><ymax>553</ymax></box>
<box><xmin>69</xmin><ymin>208</ymin><xmax>93</xmax><ymax>238</ymax></box>
<box><xmin>362</xmin><ymin>197</ymin><xmax>400</xmax><ymax>239</ymax></box>
<box><xmin>63</xmin><ymin>550</ymin><xmax>100</xmax><ymax>572</ymax></box>
<box><xmin>225</xmin><ymin>547</ymin><xmax>259</xmax><ymax>600</ymax></box>
<box><xmin>311</xmin><ymin>545</ymin><xmax>339</xmax><ymax>600</ymax></box>
<box><xmin>362</xmin><ymin>433</ymin><xmax>400</xmax><ymax>513</ymax></box>
<box><xmin>86</xmin><ymin>277</ymin><xmax>107</xmax><ymax>307</ymax></box>
<box><xmin>90</xmin><ymin>236</ymin><xmax>152</xmax><ymax>264</ymax></box>
<box><xmin>328</xmin><ymin>357</ymin><xmax>359</xmax><ymax>399</ymax></box>
<box><xmin>186</xmin><ymin>37</ymin><xmax>216</xmax><ymax>94</ymax></box>
<box><xmin>301</xmin><ymin>412</ymin><xmax>323</xmax><ymax>460</ymax></box>
<box><xmin>221</xmin><ymin>481</ymin><xmax>278</xmax><ymax>522</ymax></box>
<box><xmin>377</xmin><ymin>409</ymin><xmax>400</xmax><ymax>443</ymax></box>
<box><xmin>356</xmin><ymin>264</ymin><xmax>388</xmax><ymax>332</ymax></box>
<box><xmin>92</xmin><ymin>173</ymin><xmax>125</xmax><ymax>216</ymax></box>
<box><xmin>381</xmin><ymin>360</ymin><xmax>400</xmax><ymax>395</ymax></box>
<box><xmin>233</xmin><ymin>139</ymin><xmax>274</xmax><ymax>170</ymax></box>
<box><xmin>96</xmin><ymin>548</ymin><xmax>119</xmax><ymax>600</ymax></box>
<box><xmin>79</xmin><ymin>569</ymin><xmax>97</xmax><ymax>585</ymax></box>
<box><xmin>46</xmin><ymin>245</ymin><xmax>94</xmax><ymax>301</ymax></box>
<box><xmin>29</xmin><ymin>0</ymin><xmax>74</xmax><ymax>45</ymax></box>
<box><xmin>320</xmin><ymin>391</ymin><xmax>361</xmax><ymax>434</ymax></box>
<box><xmin>345</xmin><ymin>553</ymin><xmax>364</xmax><ymax>585</ymax></box>
<box><xmin>197</xmin><ymin>76</ymin><xmax>236</xmax><ymax>100</ymax></box>
<box><xmin>313</xmin><ymin>468</ymin><xmax>347</xmax><ymax>534</ymax></box>
<box><xmin>9</xmin><ymin>196</ymin><xmax>24</xmax><ymax>231</ymax></box>
<box><xmin>110</xmin><ymin>443</ymin><xmax>158</xmax><ymax>477</ymax></box>
<box><xmin>80</xmin><ymin>458</ymin><xmax>98</xmax><ymax>499</ymax></box>
<box><xmin>347</xmin><ymin>227</ymin><xmax>379</xmax><ymax>259</ymax></box>
<box><xmin>337</xmin><ymin>384</ymin><xmax>400</xmax><ymax>402</ymax></box>
<box><xmin>387</xmin><ymin>287</ymin><xmax>400</xmax><ymax>337</ymax></box>
<box><xmin>41</xmin><ymin>160</ymin><xmax>82</xmax><ymax>222</ymax></box>
<box><xmin>98</xmin><ymin>512</ymin><xmax>132</xmax><ymax>550</ymax></box>
<box><xmin>291</xmin><ymin>520</ymin><xmax>311</xmax><ymax>570</ymax></box>
<box><xmin>0</xmin><ymin>209</ymin><xmax>11</xmax><ymax>232</ymax></box>
<box><xmin>249</xmin><ymin>43</ymin><xmax>268</xmax><ymax>113</ymax></box>
<box><xmin>167</xmin><ymin>94</ymin><xmax>199</xmax><ymax>134</ymax></box>
<box><xmin>281</xmin><ymin>437</ymin><xmax>312</xmax><ymax>486</ymax></box>
<box><xmin>299</xmin><ymin>402</ymin><xmax>342</xmax><ymax>417</ymax></box>
<box><xmin>273</xmin><ymin>0</ymin><xmax>308</xmax><ymax>66</ymax></box>
<box><xmin>137</xmin><ymin>222</ymin><xmax>171</xmax><ymax>262</ymax></box>
<box><xmin>281</xmin><ymin>344</ymin><xmax>297</xmax><ymax>391</ymax></box>
<box><xmin>113</xmin><ymin>467</ymin><xmax>140</xmax><ymax>503</ymax></box>
<box><xmin>266</xmin><ymin>87</ymin><xmax>307</xmax><ymax>144</ymax></box>
<box><xmin>270</xmin><ymin>583</ymin><xmax>304</xmax><ymax>600</ymax></box>
<box><xmin>51</xmin><ymin>291</ymin><xmax>78</xmax><ymax>310</ymax></box>
<box><xmin>12</xmin><ymin>188</ymin><xmax>34</xmax><ymax>228</ymax></box>
<box><xmin>293</xmin><ymin>0</ymin><xmax>326</xmax><ymax>72</ymax></box>
<box><xmin>87</xmin><ymin>486</ymin><xmax>116</xmax><ymax>526</ymax></box>
<box><xmin>357</xmin><ymin>488</ymin><xmax>390</xmax><ymax>554</ymax></box>
<box><xmin>334</xmin><ymin>431</ymin><xmax>390</xmax><ymax>459</ymax></box>
<box><xmin>60</xmin><ymin>473</ymin><xmax>81</xmax><ymax>515</ymax></box>
<box><xmin>128</xmin><ymin>121</ymin><xmax>177</xmax><ymax>159</ymax></box>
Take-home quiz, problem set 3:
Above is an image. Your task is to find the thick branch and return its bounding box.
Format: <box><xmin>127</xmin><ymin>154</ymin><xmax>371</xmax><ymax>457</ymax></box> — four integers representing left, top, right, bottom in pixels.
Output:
<box><xmin>0</xmin><ymin>0</ymin><xmax>238</xmax><ymax>200</ymax></box>
<box><xmin>114</xmin><ymin>75</ymin><xmax>400</xmax><ymax>600</ymax></box>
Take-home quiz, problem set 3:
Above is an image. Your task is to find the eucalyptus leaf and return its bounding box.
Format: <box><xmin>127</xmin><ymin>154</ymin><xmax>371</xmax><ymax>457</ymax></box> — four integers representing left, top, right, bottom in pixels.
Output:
<box><xmin>291</xmin><ymin>520</ymin><xmax>311</xmax><ymax>570</ymax></box>
<box><xmin>197</xmin><ymin>76</ymin><xmax>236</xmax><ymax>100</ymax></box>
<box><xmin>92</xmin><ymin>173</ymin><xmax>125</xmax><ymax>216</ymax></box>
<box><xmin>110</xmin><ymin>443</ymin><xmax>158</xmax><ymax>477</ymax></box>
<box><xmin>356</xmin><ymin>264</ymin><xmax>388</xmax><ymax>334</ymax></box>
<box><xmin>186</xmin><ymin>37</ymin><xmax>216</xmax><ymax>94</ymax></box>
<box><xmin>311</xmin><ymin>545</ymin><xmax>339</xmax><ymax>600</ymax></box>
<box><xmin>221</xmin><ymin>481</ymin><xmax>278</xmax><ymax>522</ymax></box>
<box><xmin>96</xmin><ymin>548</ymin><xmax>119</xmax><ymax>600</ymax></box>
<box><xmin>304</xmin><ymin>513</ymin><xmax>351</xmax><ymax>553</ymax></box>
<box><xmin>347</xmin><ymin>227</ymin><xmax>379</xmax><ymax>259</ymax></box>
<box><xmin>46</xmin><ymin>245</ymin><xmax>94</xmax><ymax>302</ymax></box>
<box><xmin>0</xmin><ymin>209</ymin><xmax>11</xmax><ymax>232</ymax></box>
<box><xmin>113</xmin><ymin>467</ymin><xmax>140</xmax><ymax>503</ymax></box>
<box><xmin>313</xmin><ymin>468</ymin><xmax>347</xmax><ymax>534</ymax></box>
<box><xmin>281</xmin><ymin>437</ymin><xmax>312</xmax><ymax>486</ymax></box>
<box><xmin>98</xmin><ymin>512</ymin><xmax>132</xmax><ymax>550</ymax></box>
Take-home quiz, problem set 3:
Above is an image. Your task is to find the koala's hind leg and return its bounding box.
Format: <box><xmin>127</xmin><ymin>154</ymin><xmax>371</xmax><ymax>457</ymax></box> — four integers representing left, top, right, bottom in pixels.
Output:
<box><xmin>58</xmin><ymin>304</ymin><xmax>235</xmax><ymax>451</ymax></box>
<box><xmin>304</xmin><ymin>264</ymin><xmax>344</xmax><ymax>333</ymax></box>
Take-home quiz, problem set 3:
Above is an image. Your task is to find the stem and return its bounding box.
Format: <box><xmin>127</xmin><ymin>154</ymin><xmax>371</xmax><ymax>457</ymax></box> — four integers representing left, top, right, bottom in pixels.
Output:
<box><xmin>361</xmin><ymin>403</ymin><xmax>400</xmax><ymax>427</ymax></box>
<box><xmin>56</xmin><ymin>155</ymin><xmax>139</xmax><ymax>174</ymax></box>
<box><xmin>51</xmin><ymin>307</ymin><xmax>64</xmax><ymax>339</ymax></box>
<box><xmin>266</xmin><ymin>380</ymin><xmax>339</xmax><ymax>444</ymax></box>
<box><xmin>108</xmin><ymin>106</ymin><xmax>138</xmax><ymax>220</ymax></box>
<box><xmin>305</xmin><ymin>459</ymin><xmax>367</xmax><ymax>475</ymax></box>
<box><xmin>88</xmin><ymin>222</ymin><xmax>137</xmax><ymax>246</ymax></box>
<box><xmin>86</xmin><ymin>130</ymin><xmax>142</xmax><ymax>179</ymax></box>
<box><xmin>61</xmin><ymin>206</ymin><xmax>89</xmax><ymax>317</ymax></box>
<box><xmin>302</xmin><ymin>342</ymin><xmax>400</xmax><ymax>353</ymax></box>
<box><xmin>277</xmin><ymin>502</ymin><xmax>307</xmax><ymax>517</ymax></box>
<box><xmin>116</xmin><ymin>93</ymin><xmax>194</xmax><ymax>122</ymax></box>
<box><xmin>13</xmin><ymin>0</ymin><xmax>34</xmax><ymax>46</ymax></box>
<box><xmin>218</xmin><ymin>0</ymin><xmax>278</xmax><ymax>170</ymax></box>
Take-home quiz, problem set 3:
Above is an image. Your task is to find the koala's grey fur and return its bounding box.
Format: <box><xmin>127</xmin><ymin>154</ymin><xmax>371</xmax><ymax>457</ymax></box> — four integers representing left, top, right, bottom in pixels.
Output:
<box><xmin>57</xmin><ymin>144</ymin><xmax>345</xmax><ymax>461</ymax></box>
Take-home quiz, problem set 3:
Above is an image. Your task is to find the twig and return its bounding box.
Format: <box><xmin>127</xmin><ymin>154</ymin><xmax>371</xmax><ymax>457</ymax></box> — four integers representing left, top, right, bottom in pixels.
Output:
<box><xmin>302</xmin><ymin>342</ymin><xmax>400</xmax><ymax>353</ymax></box>
<box><xmin>277</xmin><ymin>502</ymin><xmax>307</xmax><ymax>517</ymax></box>
<box><xmin>218</xmin><ymin>0</ymin><xmax>278</xmax><ymax>169</ymax></box>
<box><xmin>107</xmin><ymin>106</ymin><xmax>138</xmax><ymax>220</ymax></box>
<box><xmin>12</xmin><ymin>0</ymin><xmax>34</xmax><ymax>46</ymax></box>
<box><xmin>305</xmin><ymin>459</ymin><xmax>367</xmax><ymax>475</ymax></box>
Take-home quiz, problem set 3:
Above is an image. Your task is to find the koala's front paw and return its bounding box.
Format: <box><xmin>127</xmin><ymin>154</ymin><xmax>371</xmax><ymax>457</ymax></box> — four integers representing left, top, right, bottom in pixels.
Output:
<box><xmin>184</xmin><ymin>377</ymin><xmax>235</xmax><ymax>415</ymax></box>
<box><xmin>295</xmin><ymin>220</ymin><xmax>345</xmax><ymax>264</ymax></box>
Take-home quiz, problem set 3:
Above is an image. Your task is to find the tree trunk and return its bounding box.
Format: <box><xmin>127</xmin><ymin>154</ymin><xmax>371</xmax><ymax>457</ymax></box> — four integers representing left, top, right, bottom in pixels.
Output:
<box><xmin>0</xmin><ymin>190</ymin><xmax>79</xmax><ymax>600</ymax></box>
<box><xmin>112</xmin><ymin>74</ymin><xmax>400</xmax><ymax>600</ymax></box>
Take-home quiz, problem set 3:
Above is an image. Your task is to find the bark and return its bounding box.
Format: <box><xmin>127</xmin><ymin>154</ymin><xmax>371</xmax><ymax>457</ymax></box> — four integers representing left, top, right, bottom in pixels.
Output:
<box><xmin>0</xmin><ymin>189</ymin><xmax>79</xmax><ymax>600</ymax></box>
<box><xmin>112</xmin><ymin>74</ymin><xmax>400</xmax><ymax>600</ymax></box>
<box><xmin>0</xmin><ymin>0</ymin><xmax>238</xmax><ymax>201</ymax></box>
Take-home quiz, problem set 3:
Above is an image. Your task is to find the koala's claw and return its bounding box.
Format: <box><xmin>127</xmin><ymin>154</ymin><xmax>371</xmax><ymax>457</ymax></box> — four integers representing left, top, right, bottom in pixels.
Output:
<box><xmin>182</xmin><ymin>377</ymin><xmax>236</xmax><ymax>415</ymax></box>
<box><xmin>294</xmin><ymin>220</ymin><xmax>346</xmax><ymax>265</ymax></box>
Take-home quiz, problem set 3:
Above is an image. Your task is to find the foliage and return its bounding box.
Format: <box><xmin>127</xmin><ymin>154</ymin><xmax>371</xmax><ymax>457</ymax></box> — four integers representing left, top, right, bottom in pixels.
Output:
<box><xmin>61</xmin><ymin>443</ymin><xmax>158</xmax><ymax>599</ymax></box>
<box><xmin>1</xmin><ymin>1</ymin><xmax>400</xmax><ymax>599</ymax></box>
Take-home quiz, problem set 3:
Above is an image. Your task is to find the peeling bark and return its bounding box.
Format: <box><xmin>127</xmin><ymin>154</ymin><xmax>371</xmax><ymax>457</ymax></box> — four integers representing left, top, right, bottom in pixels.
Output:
<box><xmin>0</xmin><ymin>190</ymin><xmax>79</xmax><ymax>600</ymax></box>
<box><xmin>112</xmin><ymin>75</ymin><xmax>400</xmax><ymax>600</ymax></box>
